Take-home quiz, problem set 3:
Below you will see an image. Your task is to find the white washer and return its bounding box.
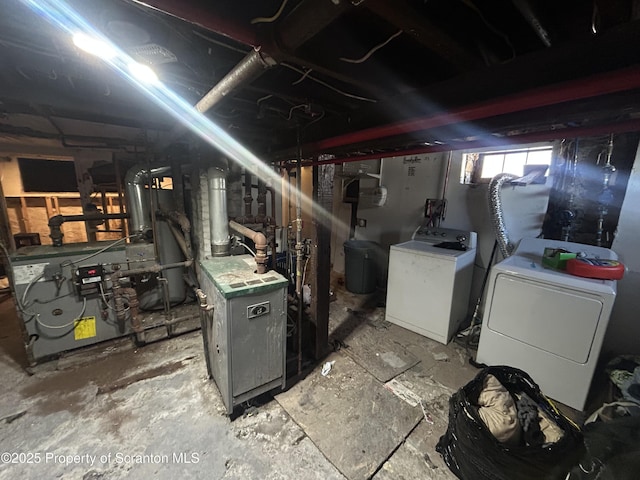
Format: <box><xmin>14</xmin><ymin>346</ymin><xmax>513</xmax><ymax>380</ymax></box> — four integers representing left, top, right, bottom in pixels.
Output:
<box><xmin>385</xmin><ymin>227</ymin><xmax>477</xmax><ymax>344</ymax></box>
<box><xmin>476</xmin><ymin>237</ymin><xmax>618</xmax><ymax>411</ymax></box>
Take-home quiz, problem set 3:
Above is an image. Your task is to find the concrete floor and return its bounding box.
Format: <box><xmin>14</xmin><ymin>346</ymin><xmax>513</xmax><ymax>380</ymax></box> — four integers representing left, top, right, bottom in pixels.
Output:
<box><xmin>0</xmin><ymin>281</ymin><xmax>581</xmax><ymax>480</ymax></box>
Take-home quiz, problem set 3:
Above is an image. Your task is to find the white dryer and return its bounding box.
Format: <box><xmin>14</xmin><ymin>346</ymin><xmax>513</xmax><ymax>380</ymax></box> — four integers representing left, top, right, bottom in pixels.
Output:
<box><xmin>385</xmin><ymin>227</ymin><xmax>477</xmax><ymax>344</ymax></box>
<box><xmin>476</xmin><ymin>237</ymin><xmax>618</xmax><ymax>411</ymax></box>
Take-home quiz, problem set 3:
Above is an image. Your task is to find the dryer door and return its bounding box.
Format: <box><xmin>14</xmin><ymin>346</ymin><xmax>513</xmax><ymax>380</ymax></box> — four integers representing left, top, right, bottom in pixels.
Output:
<box><xmin>486</xmin><ymin>274</ymin><xmax>603</xmax><ymax>364</ymax></box>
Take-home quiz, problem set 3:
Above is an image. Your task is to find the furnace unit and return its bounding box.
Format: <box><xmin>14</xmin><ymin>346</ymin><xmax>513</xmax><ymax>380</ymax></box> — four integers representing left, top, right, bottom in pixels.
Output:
<box><xmin>199</xmin><ymin>255</ymin><xmax>288</xmax><ymax>414</ymax></box>
<box><xmin>10</xmin><ymin>243</ymin><xmax>129</xmax><ymax>362</ymax></box>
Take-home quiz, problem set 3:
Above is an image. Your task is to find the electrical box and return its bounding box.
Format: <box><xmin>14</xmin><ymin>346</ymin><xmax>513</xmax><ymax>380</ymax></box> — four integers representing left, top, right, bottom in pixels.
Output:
<box><xmin>199</xmin><ymin>255</ymin><xmax>287</xmax><ymax>414</ymax></box>
<box><xmin>74</xmin><ymin>264</ymin><xmax>104</xmax><ymax>298</ymax></box>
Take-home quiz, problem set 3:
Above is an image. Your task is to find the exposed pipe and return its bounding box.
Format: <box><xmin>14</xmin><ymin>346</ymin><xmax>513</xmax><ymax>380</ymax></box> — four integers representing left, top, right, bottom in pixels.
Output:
<box><xmin>208</xmin><ymin>165</ymin><xmax>230</xmax><ymax>257</ymax></box>
<box><xmin>195</xmin><ymin>287</ymin><xmax>214</xmax><ymax>378</ymax></box>
<box><xmin>488</xmin><ymin>173</ymin><xmax>518</xmax><ymax>258</ymax></box>
<box><xmin>147</xmin><ymin>0</ymin><xmax>351</xmax><ymax>151</ymax></box>
<box><xmin>110</xmin><ymin>260</ymin><xmax>194</xmax><ymax>279</ymax></box>
<box><xmin>256</xmin><ymin>178</ymin><xmax>267</xmax><ymax>223</ymax></box>
<box><xmin>240</xmin><ymin>169</ymin><xmax>254</xmax><ymax>223</ymax></box>
<box><xmin>266</xmin><ymin>186</ymin><xmax>277</xmax><ymax>225</ymax></box>
<box><xmin>512</xmin><ymin>0</ymin><xmax>552</xmax><ymax>47</ymax></box>
<box><xmin>226</xmin><ymin>162</ymin><xmax>244</xmax><ymax>220</ymax></box>
<box><xmin>266</xmin><ymin>185</ymin><xmax>278</xmax><ymax>270</ymax></box>
<box><xmin>295</xmin><ymin>134</ymin><xmax>304</xmax><ymax>376</ymax></box>
<box><xmin>48</xmin><ymin>213</ymin><xmax>130</xmax><ymax>246</ymax></box>
<box><xmin>303</xmin><ymin>66</ymin><xmax>640</xmax><ymax>153</ymax></box>
<box><xmin>195</xmin><ymin>288</ymin><xmax>214</xmax><ymax>378</ymax></box>
<box><xmin>167</xmin><ymin>222</ymin><xmax>191</xmax><ymax>260</ymax></box>
<box><xmin>157</xmin><ymin>49</ymin><xmax>275</xmax><ymax>149</ymax></box>
<box><xmin>440</xmin><ymin>151</ymin><xmax>452</xmax><ymax>224</ymax></box>
<box><xmin>290</xmin><ymin>117</ymin><xmax>640</xmax><ymax>168</ymax></box>
<box><xmin>596</xmin><ymin>134</ymin><xmax>616</xmax><ymax>246</ymax></box>
<box><xmin>157</xmin><ymin>209</ymin><xmax>193</xmax><ymax>259</ymax></box>
<box><xmin>113</xmin><ymin>278</ymin><xmax>140</xmax><ymax>338</ymax></box>
<box><xmin>197</xmin><ymin>50</ymin><xmax>276</xmax><ymax>114</ymax></box>
<box><xmin>125</xmin><ymin>165</ymin><xmax>172</xmax><ymax>236</ymax></box>
<box><xmin>228</xmin><ymin>220</ymin><xmax>268</xmax><ymax>274</ymax></box>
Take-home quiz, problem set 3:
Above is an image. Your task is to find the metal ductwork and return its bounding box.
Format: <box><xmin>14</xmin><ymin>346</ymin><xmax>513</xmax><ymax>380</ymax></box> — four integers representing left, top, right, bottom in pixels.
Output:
<box><xmin>196</xmin><ymin>50</ymin><xmax>276</xmax><ymax>114</ymax></box>
<box><xmin>488</xmin><ymin>173</ymin><xmax>518</xmax><ymax>258</ymax></box>
<box><xmin>125</xmin><ymin>165</ymin><xmax>172</xmax><ymax>235</ymax></box>
<box><xmin>208</xmin><ymin>165</ymin><xmax>230</xmax><ymax>257</ymax></box>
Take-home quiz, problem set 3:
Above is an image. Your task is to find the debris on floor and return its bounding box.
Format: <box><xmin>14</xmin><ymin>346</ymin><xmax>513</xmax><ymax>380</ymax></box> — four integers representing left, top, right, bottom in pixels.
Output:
<box><xmin>432</xmin><ymin>352</ymin><xmax>449</xmax><ymax>362</ymax></box>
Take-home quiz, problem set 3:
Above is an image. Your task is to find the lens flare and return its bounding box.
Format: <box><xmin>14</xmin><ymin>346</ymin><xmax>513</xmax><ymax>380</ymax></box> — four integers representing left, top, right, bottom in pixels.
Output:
<box><xmin>72</xmin><ymin>32</ymin><xmax>116</xmax><ymax>59</ymax></box>
<box><xmin>20</xmin><ymin>0</ymin><xmax>347</xmax><ymax>237</ymax></box>
<box><xmin>128</xmin><ymin>61</ymin><xmax>159</xmax><ymax>84</ymax></box>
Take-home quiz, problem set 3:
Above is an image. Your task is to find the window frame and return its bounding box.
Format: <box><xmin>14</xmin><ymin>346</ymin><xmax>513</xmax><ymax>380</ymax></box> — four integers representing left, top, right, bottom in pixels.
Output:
<box><xmin>461</xmin><ymin>145</ymin><xmax>553</xmax><ymax>185</ymax></box>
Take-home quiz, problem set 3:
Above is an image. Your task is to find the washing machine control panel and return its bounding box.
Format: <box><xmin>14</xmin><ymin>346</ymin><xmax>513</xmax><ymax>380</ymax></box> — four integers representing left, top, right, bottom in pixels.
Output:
<box><xmin>412</xmin><ymin>226</ymin><xmax>477</xmax><ymax>250</ymax></box>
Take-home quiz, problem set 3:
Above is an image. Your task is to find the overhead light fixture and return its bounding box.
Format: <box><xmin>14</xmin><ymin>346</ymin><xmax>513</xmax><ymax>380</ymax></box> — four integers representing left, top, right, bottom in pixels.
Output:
<box><xmin>72</xmin><ymin>32</ymin><xmax>116</xmax><ymax>59</ymax></box>
<box><xmin>128</xmin><ymin>62</ymin><xmax>159</xmax><ymax>84</ymax></box>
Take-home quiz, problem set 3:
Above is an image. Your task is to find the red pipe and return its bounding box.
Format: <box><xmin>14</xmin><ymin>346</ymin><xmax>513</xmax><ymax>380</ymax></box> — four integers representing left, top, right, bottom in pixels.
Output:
<box><xmin>131</xmin><ymin>0</ymin><xmax>258</xmax><ymax>47</ymax></box>
<box><xmin>297</xmin><ymin>118</ymin><xmax>640</xmax><ymax>168</ymax></box>
<box><xmin>309</xmin><ymin>66</ymin><xmax>640</xmax><ymax>152</ymax></box>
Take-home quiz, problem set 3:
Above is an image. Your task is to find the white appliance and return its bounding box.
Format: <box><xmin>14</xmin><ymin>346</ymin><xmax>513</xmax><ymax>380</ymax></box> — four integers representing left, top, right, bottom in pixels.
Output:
<box><xmin>385</xmin><ymin>226</ymin><xmax>477</xmax><ymax>344</ymax></box>
<box><xmin>476</xmin><ymin>237</ymin><xmax>618</xmax><ymax>411</ymax></box>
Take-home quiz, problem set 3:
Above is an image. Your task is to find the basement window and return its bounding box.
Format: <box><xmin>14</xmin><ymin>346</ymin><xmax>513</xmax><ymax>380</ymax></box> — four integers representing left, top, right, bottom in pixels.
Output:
<box><xmin>460</xmin><ymin>146</ymin><xmax>553</xmax><ymax>184</ymax></box>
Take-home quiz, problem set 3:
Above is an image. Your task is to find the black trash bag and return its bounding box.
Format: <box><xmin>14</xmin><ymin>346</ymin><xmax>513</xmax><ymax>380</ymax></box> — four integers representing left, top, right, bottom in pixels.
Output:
<box><xmin>435</xmin><ymin>366</ymin><xmax>584</xmax><ymax>480</ymax></box>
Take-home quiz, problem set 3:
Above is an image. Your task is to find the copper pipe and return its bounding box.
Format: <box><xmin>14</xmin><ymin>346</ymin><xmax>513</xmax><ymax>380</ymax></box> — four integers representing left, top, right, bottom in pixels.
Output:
<box><xmin>229</xmin><ymin>220</ymin><xmax>268</xmax><ymax>274</ymax></box>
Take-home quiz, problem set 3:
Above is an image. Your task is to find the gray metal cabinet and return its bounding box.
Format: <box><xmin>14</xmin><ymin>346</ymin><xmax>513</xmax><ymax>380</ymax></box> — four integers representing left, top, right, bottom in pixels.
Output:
<box><xmin>200</xmin><ymin>255</ymin><xmax>287</xmax><ymax>413</ymax></box>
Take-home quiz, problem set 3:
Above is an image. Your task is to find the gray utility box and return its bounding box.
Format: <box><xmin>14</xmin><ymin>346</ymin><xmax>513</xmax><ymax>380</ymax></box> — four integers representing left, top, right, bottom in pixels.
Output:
<box><xmin>199</xmin><ymin>255</ymin><xmax>287</xmax><ymax>414</ymax></box>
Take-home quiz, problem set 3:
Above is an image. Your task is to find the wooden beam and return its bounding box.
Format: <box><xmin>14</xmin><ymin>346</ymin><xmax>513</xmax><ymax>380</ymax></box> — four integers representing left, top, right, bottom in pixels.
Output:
<box><xmin>44</xmin><ymin>196</ymin><xmax>54</xmax><ymax>220</ymax></box>
<box><xmin>0</xmin><ymin>178</ymin><xmax>16</xmax><ymax>252</ymax></box>
<box><xmin>309</xmin><ymin>163</ymin><xmax>332</xmax><ymax>359</ymax></box>
<box><xmin>364</xmin><ymin>0</ymin><xmax>482</xmax><ymax>71</ymax></box>
<box><xmin>18</xmin><ymin>197</ymin><xmax>30</xmax><ymax>232</ymax></box>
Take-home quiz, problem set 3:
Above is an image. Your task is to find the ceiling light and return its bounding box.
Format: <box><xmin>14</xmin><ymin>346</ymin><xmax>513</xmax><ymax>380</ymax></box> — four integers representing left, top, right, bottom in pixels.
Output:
<box><xmin>128</xmin><ymin>62</ymin><xmax>159</xmax><ymax>84</ymax></box>
<box><xmin>72</xmin><ymin>32</ymin><xmax>116</xmax><ymax>59</ymax></box>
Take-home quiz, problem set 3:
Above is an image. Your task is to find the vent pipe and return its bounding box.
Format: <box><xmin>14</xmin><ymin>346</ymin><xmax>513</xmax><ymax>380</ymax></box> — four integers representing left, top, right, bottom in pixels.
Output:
<box><xmin>125</xmin><ymin>165</ymin><xmax>172</xmax><ymax>235</ymax></box>
<box><xmin>208</xmin><ymin>165</ymin><xmax>230</xmax><ymax>257</ymax></box>
<box><xmin>488</xmin><ymin>173</ymin><xmax>518</xmax><ymax>258</ymax></box>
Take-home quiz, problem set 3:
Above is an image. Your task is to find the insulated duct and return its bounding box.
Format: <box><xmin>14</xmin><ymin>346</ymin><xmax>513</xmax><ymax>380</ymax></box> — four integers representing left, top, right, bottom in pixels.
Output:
<box><xmin>488</xmin><ymin>173</ymin><xmax>518</xmax><ymax>258</ymax></box>
<box><xmin>125</xmin><ymin>165</ymin><xmax>172</xmax><ymax>235</ymax></box>
<box><xmin>208</xmin><ymin>165</ymin><xmax>230</xmax><ymax>257</ymax></box>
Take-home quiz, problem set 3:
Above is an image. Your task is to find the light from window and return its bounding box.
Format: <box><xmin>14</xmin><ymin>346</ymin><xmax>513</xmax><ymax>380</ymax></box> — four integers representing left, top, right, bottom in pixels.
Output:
<box><xmin>461</xmin><ymin>146</ymin><xmax>552</xmax><ymax>184</ymax></box>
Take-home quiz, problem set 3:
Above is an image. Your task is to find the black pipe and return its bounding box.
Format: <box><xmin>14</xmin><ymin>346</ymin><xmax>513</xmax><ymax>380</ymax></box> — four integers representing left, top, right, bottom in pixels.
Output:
<box><xmin>48</xmin><ymin>213</ymin><xmax>130</xmax><ymax>246</ymax></box>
